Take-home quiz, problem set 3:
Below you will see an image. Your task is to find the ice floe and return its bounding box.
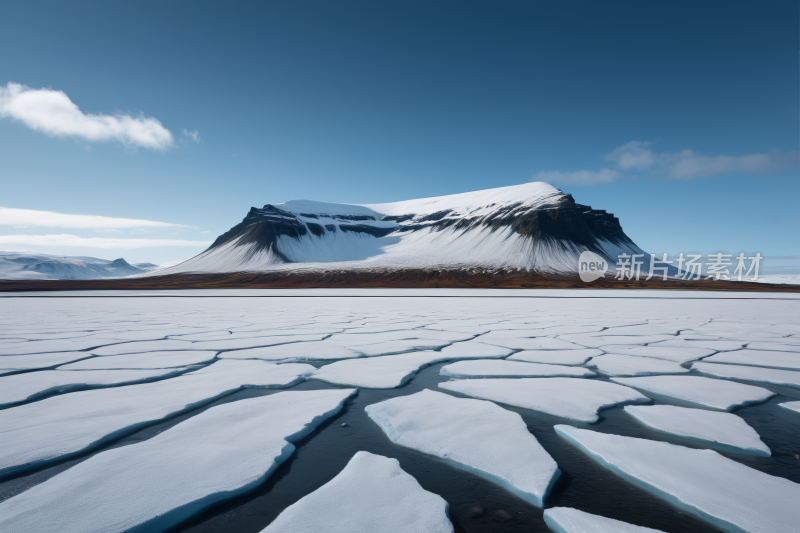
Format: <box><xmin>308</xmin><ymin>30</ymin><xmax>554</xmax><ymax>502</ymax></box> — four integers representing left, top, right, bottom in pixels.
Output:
<box><xmin>611</xmin><ymin>376</ymin><xmax>774</xmax><ymax>410</ymax></box>
<box><xmin>746</xmin><ymin>341</ymin><xmax>800</xmax><ymax>352</ymax></box>
<box><xmin>555</xmin><ymin>425</ymin><xmax>800</xmax><ymax>532</ymax></box>
<box><xmin>692</xmin><ymin>362</ymin><xmax>800</xmax><ymax>389</ymax></box>
<box><xmin>351</xmin><ymin>339</ymin><xmax>453</xmax><ymax>357</ymax></box>
<box><xmin>779</xmin><ymin>401</ymin><xmax>800</xmax><ymax>414</ymax></box>
<box><xmin>366</xmin><ymin>389</ymin><xmax>559</xmax><ymax>506</ymax></box>
<box><xmin>701</xmin><ymin>349</ymin><xmax>800</xmax><ymax>371</ymax></box>
<box><xmin>598</xmin><ymin>345</ymin><xmax>714</xmax><ymax>364</ymax></box>
<box><xmin>624</xmin><ymin>405</ymin><xmax>770</xmax><ymax>456</ymax></box>
<box><xmin>0</xmin><ymin>352</ymin><xmax>92</xmax><ymax>375</ymax></box>
<box><xmin>90</xmin><ymin>339</ymin><xmax>196</xmax><ymax>355</ymax></box>
<box><xmin>310</xmin><ymin>351</ymin><xmax>451</xmax><ymax>388</ymax></box>
<box><xmin>58</xmin><ymin>350</ymin><xmax>218</xmax><ymax>370</ymax></box>
<box><xmin>0</xmin><ymin>368</ymin><xmax>190</xmax><ymax>408</ymax></box>
<box><xmin>507</xmin><ymin>349</ymin><xmax>601</xmax><ymax>366</ymax></box>
<box><xmin>262</xmin><ymin>451</ymin><xmax>453</xmax><ymax>533</ymax></box>
<box><xmin>435</xmin><ymin>341</ymin><xmax>513</xmax><ymax>359</ymax></box>
<box><xmin>557</xmin><ymin>334</ymin><xmax>674</xmax><ymax>348</ymax></box>
<box><xmin>188</xmin><ymin>334</ymin><xmax>328</xmax><ymax>351</ymax></box>
<box><xmin>543</xmin><ymin>507</ymin><xmax>665</xmax><ymax>533</ymax></box>
<box><xmin>440</xmin><ymin>360</ymin><xmax>595</xmax><ymax>379</ymax></box>
<box><xmin>309</xmin><ymin>345</ymin><xmax>517</xmax><ymax>388</ymax></box>
<box><xmin>482</xmin><ymin>336</ymin><xmax>587</xmax><ymax>350</ymax></box>
<box><xmin>0</xmin><ymin>359</ymin><xmax>315</xmax><ymax>477</ymax></box>
<box><xmin>649</xmin><ymin>339</ymin><xmax>745</xmax><ymax>351</ymax></box>
<box><xmin>0</xmin><ymin>389</ymin><xmax>355</xmax><ymax>533</ymax></box>
<box><xmin>439</xmin><ymin>378</ymin><xmax>649</xmax><ymax>423</ymax></box>
<box><xmin>586</xmin><ymin>354</ymin><xmax>689</xmax><ymax>377</ymax></box>
<box><xmin>220</xmin><ymin>341</ymin><xmax>362</xmax><ymax>361</ymax></box>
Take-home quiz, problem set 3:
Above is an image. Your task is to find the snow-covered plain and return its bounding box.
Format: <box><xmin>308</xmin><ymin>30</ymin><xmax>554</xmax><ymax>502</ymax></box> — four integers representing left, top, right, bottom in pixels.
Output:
<box><xmin>0</xmin><ymin>290</ymin><xmax>798</xmax><ymax>533</ymax></box>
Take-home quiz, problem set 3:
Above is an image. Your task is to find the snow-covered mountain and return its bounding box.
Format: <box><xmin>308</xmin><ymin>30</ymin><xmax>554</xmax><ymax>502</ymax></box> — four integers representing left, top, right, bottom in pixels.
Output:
<box><xmin>154</xmin><ymin>182</ymin><xmax>647</xmax><ymax>276</ymax></box>
<box><xmin>0</xmin><ymin>252</ymin><xmax>159</xmax><ymax>280</ymax></box>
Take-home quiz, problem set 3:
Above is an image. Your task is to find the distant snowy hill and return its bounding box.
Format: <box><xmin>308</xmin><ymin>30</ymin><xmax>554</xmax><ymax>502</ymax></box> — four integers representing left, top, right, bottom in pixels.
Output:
<box><xmin>154</xmin><ymin>183</ymin><xmax>647</xmax><ymax>276</ymax></box>
<box><xmin>0</xmin><ymin>252</ymin><xmax>159</xmax><ymax>280</ymax></box>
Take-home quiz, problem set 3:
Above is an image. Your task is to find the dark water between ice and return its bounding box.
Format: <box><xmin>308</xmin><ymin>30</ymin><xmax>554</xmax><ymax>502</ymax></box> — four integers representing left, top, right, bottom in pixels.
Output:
<box><xmin>2</xmin><ymin>362</ymin><xmax>799</xmax><ymax>533</ymax></box>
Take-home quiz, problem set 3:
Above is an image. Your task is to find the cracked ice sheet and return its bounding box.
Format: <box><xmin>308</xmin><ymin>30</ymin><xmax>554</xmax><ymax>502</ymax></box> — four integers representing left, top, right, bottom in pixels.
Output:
<box><xmin>350</xmin><ymin>339</ymin><xmax>453</xmax><ymax>357</ymax></box>
<box><xmin>649</xmin><ymin>339</ymin><xmax>746</xmax><ymax>351</ymax></box>
<box><xmin>586</xmin><ymin>355</ymin><xmax>689</xmax><ymax>377</ymax></box>
<box><xmin>543</xmin><ymin>507</ymin><xmax>665</xmax><ymax>533</ymax></box>
<box><xmin>0</xmin><ymin>352</ymin><xmax>93</xmax><ymax>376</ymax></box>
<box><xmin>440</xmin><ymin>360</ymin><xmax>595</xmax><ymax>378</ymax></box>
<box><xmin>188</xmin><ymin>334</ymin><xmax>331</xmax><ymax>351</ymax></box>
<box><xmin>599</xmin><ymin>345</ymin><xmax>714</xmax><ymax>364</ymax></box>
<box><xmin>0</xmin><ymin>368</ymin><xmax>191</xmax><ymax>408</ymax></box>
<box><xmin>366</xmin><ymin>390</ymin><xmax>559</xmax><ymax>507</ymax></box>
<box><xmin>624</xmin><ymin>405</ymin><xmax>770</xmax><ymax>456</ymax></box>
<box><xmin>0</xmin><ymin>337</ymin><xmax>139</xmax><ymax>356</ymax></box>
<box><xmin>0</xmin><ymin>360</ymin><xmax>315</xmax><ymax>477</ymax></box>
<box><xmin>555</xmin><ymin>335</ymin><xmax>675</xmax><ymax>348</ymax></box>
<box><xmin>263</xmin><ymin>451</ymin><xmax>453</xmax><ymax>533</ymax></box>
<box><xmin>220</xmin><ymin>342</ymin><xmax>362</xmax><ymax>361</ymax></box>
<box><xmin>328</xmin><ymin>330</ymin><xmax>474</xmax><ymax>344</ymax></box>
<box><xmin>90</xmin><ymin>339</ymin><xmax>196</xmax><ymax>355</ymax></box>
<box><xmin>439</xmin><ymin>378</ymin><xmax>649</xmax><ymax>423</ymax></box>
<box><xmin>435</xmin><ymin>341</ymin><xmax>513</xmax><ymax>359</ymax></box>
<box><xmin>692</xmin><ymin>362</ymin><xmax>800</xmax><ymax>389</ymax></box>
<box><xmin>481</xmin><ymin>336</ymin><xmax>587</xmax><ymax>350</ymax></box>
<box><xmin>507</xmin><ymin>349</ymin><xmax>602</xmax><ymax>365</ymax></box>
<box><xmin>58</xmin><ymin>351</ymin><xmax>218</xmax><ymax>370</ymax></box>
<box><xmin>780</xmin><ymin>401</ymin><xmax>800</xmax><ymax>414</ymax></box>
<box><xmin>0</xmin><ymin>389</ymin><xmax>356</xmax><ymax>533</ymax></box>
<box><xmin>555</xmin><ymin>425</ymin><xmax>800</xmax><ymax>533</ymax></box>
<box><xmin>745</xmin><ymin>341</ymin><xmax>800</xmax><ymax>352</ymax></box>
<box><xmin>611</xmin><ymin>376</ymin><xmax>774</xmax><ymax>411</ymax></box>
<box><xmin>701</xmin><ymin>350</ymin><xmax>800</xmax><ymax>371</ymax></box>
<box><xmin>310</xmin><ymin>351</ymin><xmax>461</xmax><ymax>388</ymax></box>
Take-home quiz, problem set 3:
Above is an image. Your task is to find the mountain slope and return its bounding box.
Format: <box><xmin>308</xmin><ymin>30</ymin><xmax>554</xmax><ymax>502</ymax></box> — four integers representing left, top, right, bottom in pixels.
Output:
<box><xmin>0</xmin><ymin>252</ymin><xmax>158</xmax><ymax>280</ymax></box>
<box><xmin>155</xmin><ymin>182</ymin><xmax>646</xmax><ymax>276</ymax></box>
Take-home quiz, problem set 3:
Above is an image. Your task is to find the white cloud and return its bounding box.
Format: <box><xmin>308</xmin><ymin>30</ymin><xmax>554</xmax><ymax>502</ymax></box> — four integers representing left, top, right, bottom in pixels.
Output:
<box><xmin>604</xmin><ymin>141</ymin><xmax>657</xmax><ymax>170</ymax></box>
<box><xmin>0</xmin><ymin>234</ymin><xmax>211</xmax><ymax>249</ymax></box>
<box><xmin>182</xmin><ymin>129</ymin><xmax>201</xmax><ymax>143</ymax></box>
<box><xmin>605</xmin><ymin>141</ymin><xmax>798</xmax><ymax>180</ymax></box>
<box><xmin>532</xmin><ymin>168</ymin><xmax>623</xmax><ymax>186</ymax></box>
<box><xmin>662</xmin><ymin>150</ymin><xmax>797</xmax><ymax>180</ymax></box>
<box><xmin>0</xmin><ymin>207</ymin><xmax>191</xmax><ymax>229</ymax></box>
<box><xmin>0</xmin><ymin>82</ymin><xmax>173</xmax><ymax>150</ymax></box>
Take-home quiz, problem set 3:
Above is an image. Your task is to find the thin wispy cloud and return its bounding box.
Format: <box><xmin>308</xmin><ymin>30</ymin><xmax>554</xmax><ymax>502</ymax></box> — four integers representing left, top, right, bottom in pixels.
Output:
<box><xmin>537</xmin><ymin>141</ymin><xmax>798</xmax><ymax>186</ymax></box>
<box><xmin>182</xmin><ymin>129</ymin><xmax>201</xmax><ymax>143</ymax></box>
<box><xmin>0</xmin><ymin>82</ymin><xmax>173</xmax><ymax>150</ymax></box>
<box><xmin>0</xmin><ymin>234</ymin><xmax>211</xmax><ymax>249</ymax></box>
<box><xmin>532</xmin><ymin>168</ymin><xmax>623</xmax><ymax>186</ymax></box>
<box><xmin>605</xmin><ymin>141</ymin><xmax>798</xmax><ymax>180</ymax></box>
<box><xmin>0</xmin><ymin>207</ymin><xmax>191</xmax><ymax>229</ymax></box>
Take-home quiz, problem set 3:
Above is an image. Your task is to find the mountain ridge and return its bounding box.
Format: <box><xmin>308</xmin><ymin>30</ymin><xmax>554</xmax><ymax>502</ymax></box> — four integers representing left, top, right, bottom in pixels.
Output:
<box><xmin>155</xmin><ymin>182</ymin><xmax>645</xmax><ymax>276</ymax></box>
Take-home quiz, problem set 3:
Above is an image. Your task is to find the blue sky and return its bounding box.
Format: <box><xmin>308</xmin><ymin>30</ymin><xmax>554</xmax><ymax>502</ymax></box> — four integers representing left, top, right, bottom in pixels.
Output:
<box><xmin>0</xmin><ymin>1</ymin><xmax>797</xmax><ymax>269</ymax></box>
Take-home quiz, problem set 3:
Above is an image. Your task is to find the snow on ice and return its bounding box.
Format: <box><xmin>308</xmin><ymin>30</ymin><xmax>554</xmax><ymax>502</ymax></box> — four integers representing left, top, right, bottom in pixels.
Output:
<box><xmin>262</xmin><ymin>451</ymin><xmax>453</xmax><ymax>533</ymax></box>
<box><xmin>366</xmin><ymin>389</ymin><xmax>559</xmax><ymax>506</ymax></box>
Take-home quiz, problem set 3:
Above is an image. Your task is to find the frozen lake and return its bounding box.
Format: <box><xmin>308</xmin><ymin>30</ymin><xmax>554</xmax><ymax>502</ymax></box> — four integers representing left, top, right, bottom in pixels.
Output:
<box><xmin>0</xmin><ymin>289</ymin><xmax>799</xmax><ymax>532</ymax></box>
